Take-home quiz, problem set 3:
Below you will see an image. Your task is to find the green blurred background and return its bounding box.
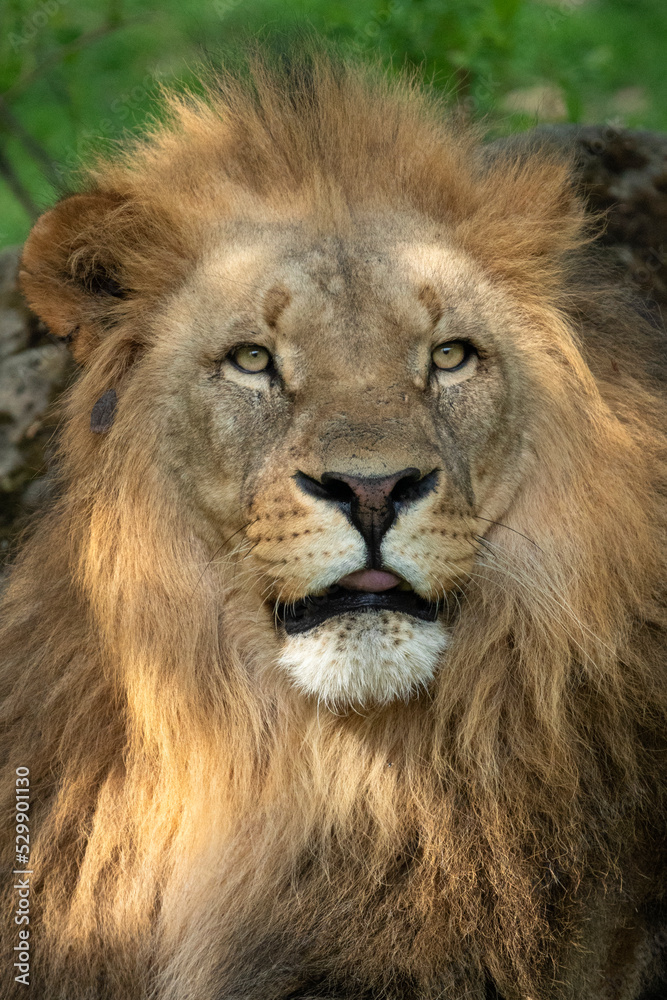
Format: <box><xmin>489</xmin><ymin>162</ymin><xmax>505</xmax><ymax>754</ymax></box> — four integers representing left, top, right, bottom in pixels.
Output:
<box><xmin>1</xmin><ymin>0</ymin><xmax>665</xmax><ymax>249</ymax></box>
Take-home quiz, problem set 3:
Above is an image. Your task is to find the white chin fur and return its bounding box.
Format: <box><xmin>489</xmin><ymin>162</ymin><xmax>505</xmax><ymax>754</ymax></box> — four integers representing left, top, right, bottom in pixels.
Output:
<box><xmin>278</xmin><ymin>610</ymin><xmax>449</xmax><ymax>708</ymax></box>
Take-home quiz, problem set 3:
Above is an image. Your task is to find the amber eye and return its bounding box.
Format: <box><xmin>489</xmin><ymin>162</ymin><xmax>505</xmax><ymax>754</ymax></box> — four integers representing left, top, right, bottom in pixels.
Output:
<box><xmin>229</xmin><ymin>344</ymin><xmax>272</xmax><ymax>373</ymax></box>
<box><xmin>431</xmin><ymin>341</ymin><xmax>469</xmax><ymax>371</ymax></box>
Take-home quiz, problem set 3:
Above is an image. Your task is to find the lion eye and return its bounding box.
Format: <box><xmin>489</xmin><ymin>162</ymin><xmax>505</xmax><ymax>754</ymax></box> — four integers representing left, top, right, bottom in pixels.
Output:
<box><xmin>431</xmin><ymin>341</ymin><xmax>468</xmax><ymax>371</ymax></box>
<box><xmin>230</xmin><ymin>344</ymin><xmax>272</xmax><ymax>373</ymax></box>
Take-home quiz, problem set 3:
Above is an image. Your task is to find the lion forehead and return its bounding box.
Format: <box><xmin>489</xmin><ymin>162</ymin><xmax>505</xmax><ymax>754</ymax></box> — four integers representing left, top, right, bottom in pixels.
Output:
<box><xmin>173</xmin><ymin>220</ymin><xmax>505</xmax><ymax>380</ymax></box>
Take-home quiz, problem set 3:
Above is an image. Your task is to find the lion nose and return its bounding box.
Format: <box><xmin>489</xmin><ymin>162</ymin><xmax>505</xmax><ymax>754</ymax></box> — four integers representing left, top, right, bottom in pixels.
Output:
<box><xmin>294</xmin><ymin>468</ymin><xmax>438</xmax><ymax>561</ymax></box>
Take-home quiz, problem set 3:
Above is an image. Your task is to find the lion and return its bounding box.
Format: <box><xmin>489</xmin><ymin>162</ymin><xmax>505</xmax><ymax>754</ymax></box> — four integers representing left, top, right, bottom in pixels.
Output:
<box><xmin>1</xmin><ymin>53</ymin><xmax>666</xmax><ymax>1000</ymax></box>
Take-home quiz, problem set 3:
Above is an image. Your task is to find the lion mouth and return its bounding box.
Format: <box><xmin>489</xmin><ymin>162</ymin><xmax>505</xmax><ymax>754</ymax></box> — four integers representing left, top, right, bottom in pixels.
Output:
<box><xmin>276</xmin><ymin>582</ymin><xmax>439</xmax><ymax>635</ymax></box>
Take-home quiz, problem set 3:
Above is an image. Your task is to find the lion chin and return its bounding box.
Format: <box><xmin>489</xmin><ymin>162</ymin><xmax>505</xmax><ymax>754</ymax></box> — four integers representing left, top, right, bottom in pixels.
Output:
<box><xmin>278</xmin><ymin>610</ymin><xmax>450</xmax><ymax>707</ymax></box>
<box><xmin>274</xmin><ymin>570</ymin><xmax>452</xmax><ymax>705</ymax></box>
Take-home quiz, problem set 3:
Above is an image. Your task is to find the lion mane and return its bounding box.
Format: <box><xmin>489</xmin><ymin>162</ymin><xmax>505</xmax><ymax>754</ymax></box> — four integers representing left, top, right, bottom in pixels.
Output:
<box><xmin>1</xmin><ymin>54</ymin><xmax>667</xmax><ymax>1000</ymax></box>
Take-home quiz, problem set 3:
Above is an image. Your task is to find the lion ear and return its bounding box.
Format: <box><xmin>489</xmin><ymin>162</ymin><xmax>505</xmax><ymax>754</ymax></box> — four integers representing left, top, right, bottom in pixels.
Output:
<box><xmin>19</xmin><ymin>192</ymin><xmax>129</xmax><ymax>364</ymax></box>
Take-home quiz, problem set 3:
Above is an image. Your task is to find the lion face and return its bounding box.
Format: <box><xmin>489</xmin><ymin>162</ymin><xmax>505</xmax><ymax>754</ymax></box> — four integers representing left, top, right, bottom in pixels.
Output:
<box><xmin>143</xmin><ymin>211</ymin><xmax>531</xmax><ymax>707</ymax></box>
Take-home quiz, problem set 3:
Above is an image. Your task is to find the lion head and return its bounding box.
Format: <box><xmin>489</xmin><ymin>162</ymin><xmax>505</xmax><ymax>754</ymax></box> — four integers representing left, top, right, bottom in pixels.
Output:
<box><xmin>3</xmin><ymin>54</ymin><xmax>667</xmax><ymax>1000</ymax></box>
<box><xmin>17</xmin><ymin>63</ymin><xmax>603</xmax><ymax>715</ymax></box>
<box><xmin>79</xmin><ymin>208</ymin><xmax>538</xmax><ymax>710</ymax></box>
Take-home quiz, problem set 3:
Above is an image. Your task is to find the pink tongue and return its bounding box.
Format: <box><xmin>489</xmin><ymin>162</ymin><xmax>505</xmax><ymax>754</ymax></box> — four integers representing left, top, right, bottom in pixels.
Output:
<box><xmin>337</xmin><ymin>570</ymin><xmax>401</xmax><ymax>592</ymax></box>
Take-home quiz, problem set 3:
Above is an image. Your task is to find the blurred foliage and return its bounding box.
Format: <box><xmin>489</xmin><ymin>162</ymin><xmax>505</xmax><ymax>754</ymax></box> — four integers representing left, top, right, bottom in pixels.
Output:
<box><xmin>0</xmin><ymin>0</ymin><xmax>665</xmax><ymax>247</ymax></box>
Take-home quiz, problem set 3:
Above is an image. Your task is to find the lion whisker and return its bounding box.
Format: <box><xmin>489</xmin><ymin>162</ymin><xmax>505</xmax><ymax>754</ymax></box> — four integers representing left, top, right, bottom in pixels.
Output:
<box><xmin>190</xmin><ymin>518</ymin><xmax>259</xmax><ymax>596</ymax></box>
<box><xmin>474</xmin><ymin>534</ymin><xmax>613</xmax><ymax>658</ymax></box>
<box><xmin>470</xmin><ymin>562</ymin><xmax>603</xmax><ymax>675</ymax></box>
<box><xmin>471</xmin><ymin>513</ymin><xmax>542</xmax><ymax>550</ymax></box>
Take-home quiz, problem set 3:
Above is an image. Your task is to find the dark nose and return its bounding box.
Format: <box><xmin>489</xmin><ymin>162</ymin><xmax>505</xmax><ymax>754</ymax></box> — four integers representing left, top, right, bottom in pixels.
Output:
<box><xmin>294</xmin><ymin>468</ymin><xmax>438</xmax><ymax>562</ymax></box>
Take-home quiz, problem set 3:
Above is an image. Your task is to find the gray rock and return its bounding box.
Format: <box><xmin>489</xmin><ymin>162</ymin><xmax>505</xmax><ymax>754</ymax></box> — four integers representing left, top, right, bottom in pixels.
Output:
<box><xmin>0</xmin><ymin>345</ymin><xmax>70</xmax><ymax>484</ymax></box>
<box><xmin>0</xmin><ymin>248</ymin><xmax>73</xmax><ymax>551</ymax></box>
<box><xmin>0</xmin><ymin>305</ymin><xmax>31</xmax><ymax>360</ymax></box>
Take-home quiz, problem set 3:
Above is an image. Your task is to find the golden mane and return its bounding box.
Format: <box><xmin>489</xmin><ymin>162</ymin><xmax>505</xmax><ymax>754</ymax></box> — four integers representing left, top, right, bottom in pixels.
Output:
<box><xmin>1</xmin><ymin>53</ymin><xmax>666</xmax><ymax>999</ymax></box>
